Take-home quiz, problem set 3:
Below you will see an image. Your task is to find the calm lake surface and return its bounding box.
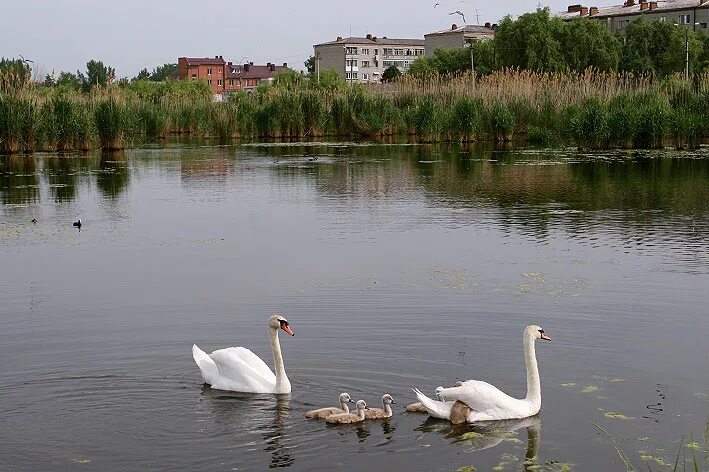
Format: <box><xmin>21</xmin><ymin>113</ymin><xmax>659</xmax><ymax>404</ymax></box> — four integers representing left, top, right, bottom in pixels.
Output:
<box><xmin>1</xmin><ymin>142</ymin><xmax>708</xmax><ymax>471</ymax></box>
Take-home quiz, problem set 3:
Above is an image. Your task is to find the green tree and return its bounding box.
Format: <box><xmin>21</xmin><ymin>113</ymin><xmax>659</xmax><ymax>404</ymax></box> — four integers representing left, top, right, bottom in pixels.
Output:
<box><xmin>42</xmin><ymin>74</ymin><xmax>56</xmax><ymax>87</ymax></box>
<box><xmin>272</xmin><ymin>69</ymin><xmax>304</xmax><ymax>89</ymax></box>
<box><xmin>149</xmin><ymin>63</ymin><xmax>177</xmax><ymax>81</ymax></box>
<box><xmin>494</xmin><ymin>9</ymin><xmax>568</xmax><ymax>72</ymax></box>
<box><xmin>83</xmin><ymin>59</ymin><xmax>115</xmax><ymax>91</ymax></box>
<box><xmin>56</xmin><ymin>71</ymin><xmax>82</xmax><ymax>91</ymax></box>
<box><xmin>309</xmin><ymin>69</ymin><xmax>344</xmax><ymax>91</ymax></box>
<box><xmin>621</xmin><ymin>18</ymin><xmax>703</xmax><ymax>76</ymax></box>
<box><xmin>562</xmin><ymin>18</ymin><xmax>622</xmax><ymax>71</ymax></box>
<box><xmin>304</xmin><ymin>55</ymin><xmax>315</xmax><ymax>74</ymax></box>
<box><xmin>381</xmin><ymin>65</ymin><xmax>402</xmax><ymax>82</ymax></box>
<box><xmin>135</xmin><ymin>68</ymin><xmax>150</xmax><ymax>80</ymax></box>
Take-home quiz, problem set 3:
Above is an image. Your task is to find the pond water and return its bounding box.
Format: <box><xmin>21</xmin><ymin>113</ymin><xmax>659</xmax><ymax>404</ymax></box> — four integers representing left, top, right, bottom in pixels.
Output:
<box><xmin>1</xmin><ymin>142</ymin><xmax>708</xmax><ymax>471</ymax></box>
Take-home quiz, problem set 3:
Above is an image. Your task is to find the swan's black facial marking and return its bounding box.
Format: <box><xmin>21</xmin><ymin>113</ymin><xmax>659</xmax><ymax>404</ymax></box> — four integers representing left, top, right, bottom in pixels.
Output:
<box><xmin>538</xmin><ymin>328</ymin><xmax>551</xmax><ymax>341</ymax></box>
<box><xmin>279</xmin><ymin>319</ymin><xmax>294</xmax><ymax>336</ymax></box>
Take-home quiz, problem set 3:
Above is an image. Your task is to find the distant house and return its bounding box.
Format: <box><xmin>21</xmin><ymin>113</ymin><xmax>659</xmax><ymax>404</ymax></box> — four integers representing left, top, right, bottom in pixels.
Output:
<box><xmin>177</xmin><ymin>56</ymin><xmax>227</xmax><ymax>94</ymax></box>
<box><xmin>178</xmin><ymin>56</ymin><xmax>289</xmax><ymax>95</ymax></box>
<box><xmin>424</xmin><ymin>23</ymin><xmax>496</xmax><ymax>56</ymax></box>
<box><xmin>225</xmin><ymin>62</ymin><xmax>289</xmax><ymax>93</ymax></box>
<box><xmin>313</xmin><ymin>34</ymin><xmax>425</xmax><ymax>83</ymax></box>
<box><xmin>557</xmin><ymin>0</ymin><xmax>709</xmax><ymax>33</ymax></box>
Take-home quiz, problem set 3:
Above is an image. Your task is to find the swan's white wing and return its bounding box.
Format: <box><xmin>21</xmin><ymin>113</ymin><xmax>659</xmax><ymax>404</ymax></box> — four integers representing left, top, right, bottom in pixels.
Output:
<box><xmin>193</xmin><ymin>344</ymin><xmax>220</xmax><ymax>385</ymax></box>
<box><xmin>437</xmin><ymin>380</ymin><xmax>518</xmax><ymax>413</ymax></box>
<box><xmin>209</xmin><ymin>347</ymin><xmax>276</xmax><ymax>393</ymax></box>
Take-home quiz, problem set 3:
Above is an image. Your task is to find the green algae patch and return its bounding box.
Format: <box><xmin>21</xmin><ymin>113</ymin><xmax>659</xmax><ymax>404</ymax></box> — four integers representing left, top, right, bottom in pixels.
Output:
<box><xmin>560</xmin><ymin>383</ymin><xmax>576</xmax><ymax>388</ymax></box>
<box><xmin>603</xmin><ymin>411</ymin><xmax>634</xmax><ymax>420</ymax></box>
<box><xmin>458</xmin><ymin>431</ymin><xmax>484</xmax><ymax>441</ymax></box>
<box><xmin>457</xmin><ymin>466</ymin><xmax>477</xmax><ymax>472</ymax></box>
<box><xmin>580</xmin><ymin>385</ymin><xmax>599</xmax><ymax>393</ymax></box>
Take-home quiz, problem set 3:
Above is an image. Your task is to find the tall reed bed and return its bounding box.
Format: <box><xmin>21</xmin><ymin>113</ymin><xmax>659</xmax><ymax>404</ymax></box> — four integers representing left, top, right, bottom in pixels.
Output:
<box><xmin>2</xmin><ymin>69</ymin><xmax>709</xmax><ymax>153</ymax></box>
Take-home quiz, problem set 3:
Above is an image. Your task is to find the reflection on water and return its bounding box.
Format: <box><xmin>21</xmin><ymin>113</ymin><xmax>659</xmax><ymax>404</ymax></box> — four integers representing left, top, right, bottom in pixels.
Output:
<box><xmin>0</xmin><ymin>142</ymin><xmax>707</xmax><ymax>471</ymax></box>
<box><xmin>198</xmin><ymin>387</ymin><xmax>294</xmax><ymax>468</ymax></box>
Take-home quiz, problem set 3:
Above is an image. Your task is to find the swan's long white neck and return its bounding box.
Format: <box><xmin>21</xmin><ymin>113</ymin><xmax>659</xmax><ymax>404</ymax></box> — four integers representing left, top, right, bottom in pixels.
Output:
<box><xmin>523</xmin><ymin>332</ymin><xmax>541</xmax><ymax>408</ymax></box>
<box><xmin>356</xmin><ymin>406</ymin><xmax>367</xmax><ymax>420</ymax></box>
<box><xmin>269</xmin><ymin>327</ymin><xmax>290</xmax><ymax>393</ymax></box>
<box><xmin>382</xmin><ymin>402</ymin><xmax>392</xmax><ymax>416</ymax></box>
<box><xmin>340</xmin><ymin>398</ymin><xmax>351</xmax><ymax>413</ymax></box>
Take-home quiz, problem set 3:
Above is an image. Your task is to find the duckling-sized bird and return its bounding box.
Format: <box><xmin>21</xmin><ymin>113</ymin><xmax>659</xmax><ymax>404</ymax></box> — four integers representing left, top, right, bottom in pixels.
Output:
<box><xmin>364</xmin><ymin>394</ymin><xmax>395</xmax><ymax>419</ymax></box>
<box><xmin>72</xmin><ymin>219</ymin><xmax>82</xmax><ymax>229</ymax></box>
<box><xmin>325</xmin><ymin>400</ymin><xmax>368</xmax><ymax>424</ymax></box>
<box><xmin>31</xmin><ymin>218</ymin><xmax>37</xmax><ymax>224</ymax></box>
<box><xmin>306</xmin><ymin>392</ymin><xmax>355</xmax><ymax>419</ymax></box>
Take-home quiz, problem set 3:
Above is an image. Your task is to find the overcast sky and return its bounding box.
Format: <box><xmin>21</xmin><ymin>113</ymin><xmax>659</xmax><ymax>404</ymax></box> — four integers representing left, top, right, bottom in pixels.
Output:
<box><xmin>1</xmin><ymin>0</ymin><xmax>572</xmax><ymax>78</ymax></box>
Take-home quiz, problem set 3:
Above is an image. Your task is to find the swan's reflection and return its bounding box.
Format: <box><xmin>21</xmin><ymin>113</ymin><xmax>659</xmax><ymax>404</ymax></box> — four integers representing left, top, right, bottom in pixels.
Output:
<box><xmin>417</xmin><ymin>415</ymin><xmax>541</xmax><ymax>470</ymax></box>
<box><xmin>197</xmin><ymin>386</ymin><xmax>294</xmax><ymax>468</ymax></box>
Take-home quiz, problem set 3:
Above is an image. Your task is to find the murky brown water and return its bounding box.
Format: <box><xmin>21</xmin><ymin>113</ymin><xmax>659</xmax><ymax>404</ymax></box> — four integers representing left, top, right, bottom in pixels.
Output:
<box><xmin>1</xmin><ymin>142</ymin><xmax>708</xmax><ymax>471</ymax></box>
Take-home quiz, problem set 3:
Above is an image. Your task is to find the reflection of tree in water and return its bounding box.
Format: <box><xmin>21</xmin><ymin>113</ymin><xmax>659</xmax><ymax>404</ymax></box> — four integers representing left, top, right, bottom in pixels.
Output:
<box><xmin>43</xmin><ymin>156</ymin><xmax>87</xmax><ymax>203</ymax></box>
<box><xmin>0</xmin><ymin>156</ymin><xmax>39</xmax><ymax>205</ymax></box>
<box><xmin>197</xmin><ymin>387</ymin><xmax>294</xmax><ymax>469</ymax></box>
<box><xmin>417</xmin><ymin>415</ymin><xmax>541</xmax><ymax>469</ymax></box>
<box><xmin>96</xmin><ymin>152</ymin><xmax>129</xmax><ymax>199</ymax></box>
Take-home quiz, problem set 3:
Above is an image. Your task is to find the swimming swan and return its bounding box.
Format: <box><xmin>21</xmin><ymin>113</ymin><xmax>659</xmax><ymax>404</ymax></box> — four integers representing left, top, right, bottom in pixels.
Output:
<box><xmin>326</xmin><ymin>400</ymin><xmax>368</xmax><ymax>424</ymax></box>
<box><xmin>305</xmin><ymin>393</ymin><xmax>354</xmax><ymax>419</ymax></box>
<box><xmin>413</xmin><ymin>325</ymin><xmax>551</xmax><ymax>423</ymax></box>
<box><xmin>364</xmin><ymin>394</ymin><xmax>395</xmax><ymax>419</ymax></box>
<box><xmin>192</xmin><ymin>314</ymin><xmax>294</xmax><ymax>394</ymax></box>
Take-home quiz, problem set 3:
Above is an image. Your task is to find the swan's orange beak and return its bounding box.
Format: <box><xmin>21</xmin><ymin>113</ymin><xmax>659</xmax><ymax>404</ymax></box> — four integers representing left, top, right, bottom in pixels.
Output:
<box><xmin>541</xmin><ymin>332</ymin><xmax>551</xmax><ymax>341</ymax></box>
<box><xmin>281</xmin><ymin>323</ymin><xmax>294</xmax><ymax>336</ymax></box>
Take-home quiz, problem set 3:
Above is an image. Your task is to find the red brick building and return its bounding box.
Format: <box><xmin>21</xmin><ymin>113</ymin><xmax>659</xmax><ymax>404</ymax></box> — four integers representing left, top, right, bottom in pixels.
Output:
<box><xmin>178</xmin><ymin>56</ymin><xmax>289</xmax><ymax>95</ymax></box>
<box><xmin>177</xmin><ymin>56</ymin><xmax>227</xmax><ymax>94</ymax></box>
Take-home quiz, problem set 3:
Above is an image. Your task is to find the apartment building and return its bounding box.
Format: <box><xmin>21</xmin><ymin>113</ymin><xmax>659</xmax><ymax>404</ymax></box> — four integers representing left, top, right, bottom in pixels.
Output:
<box><xmin>558</xmin><ymin>0</ymin><xmax>709</xmax><ymax>33</ymax></box>
<box><xmin>313</xmin><ymin>34</ymin><xmax>425</xmax><ymax>83</ymax></box>
<box><xmin>424</xmin><ymin>23</ymin><xmax>496</xmax><ymax>56</ymax></box>
<box><xmin>178</xmin><ymin>57</ymin><xmax>289</xmax><ymax>94</ymax></box>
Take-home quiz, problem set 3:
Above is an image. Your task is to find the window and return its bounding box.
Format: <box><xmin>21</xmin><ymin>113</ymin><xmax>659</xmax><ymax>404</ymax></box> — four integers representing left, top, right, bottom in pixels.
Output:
<box><xmin>346</xmin><ymin>47</ymin><xmax>358</xmax><ymax>55</ymax></box>
<box><xmin>701</xmin><ymin>23</ymin><xmax>708</xmax><ymax>28</ymax></box>
<box><xmin>207</xmin><ymin>79</ymin><xmax>212</xmax><ymax>85</ymax></box>
<box><xmin>373</xmin><ymin>49</ymin><xmax>378</xmax><ymax>55</ymax></box>
<box><xmin>346</xmin><ymin>71</ymin><xmax>358</xmax><ymax>79</ymax></box>
<box><xmin>618</xmin><ymin>19</ymin><xmax>630</xmax><ymax>29</ymax></box>
<box><xmin>191</xmin><ymin>74</ymin><xmax>197</xmax><ymax>79</ymax></box>
<box><xmin>383</xmin><ymin>48</ymin><xmax>393</xmax><ymax>55</ymax></box>
<box><xmin>361</xmin><ymin>60</ymin><xmax>370</xmax><ymax>68</ymax></box>
<box><xmin>229</xmin><ymin>79</ymin><xmax>234</xmax><ymax>86</ymax></box>
<box><xmin>361</xmin><ymin>48</ymin><xmax>369</xmax><ymax>55</ymax></box>
<box><xmin>679</xmin><ymin>14</ymin><xmax>691</xmax><ymax>24</ymax></box>
<box><xmin>362</xmin><ymin>72</ymin><xmax>369</xmax><ymax>80</ymax></box>
<box><xmin>217</xmin><ymin>79</ymin><xmax>222</xmax><ymax>86</ymax></box>
<box><xmin>346</xmin><ymin>59</ymin><xmax>358</xmax><ymax>67</ymax></box>
<box><xmin>207</xmin><ymin>68</ymin><xmax>212</xmax><ymax>75</ymax></box>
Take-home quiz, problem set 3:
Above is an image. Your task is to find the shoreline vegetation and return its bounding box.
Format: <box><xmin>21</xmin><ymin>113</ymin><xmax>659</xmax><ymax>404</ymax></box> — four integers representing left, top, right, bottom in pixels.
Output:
<box><xmin>2</xmin><ymin>69</ymin><xmax>709</xmax><ymax>154</ymax></box>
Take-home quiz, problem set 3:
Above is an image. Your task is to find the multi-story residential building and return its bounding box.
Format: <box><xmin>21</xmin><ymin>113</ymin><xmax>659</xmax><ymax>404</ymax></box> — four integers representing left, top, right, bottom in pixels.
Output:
<box><xmin>313</xmin><ymin>34</ymin><xmax>425</xmax><ymax>83</ymax></box>
<box><xmin>178</xmin><ymin>57</ymin><xmax>289</xmax><ymax>95</ymax></box>
<box><xmin>558</xmin><ymin>0</ymin><xmax>709</xmax><ymax>33</ymax></box>
<box><xmin>178</xmin><ymin>56</ymin><xmax>227</xmax><ymax>94</ymax></box>
<box><xmin>424</xmin><ymin>23</ymin><xmax>496</xmax><ymax>56</ymax></box>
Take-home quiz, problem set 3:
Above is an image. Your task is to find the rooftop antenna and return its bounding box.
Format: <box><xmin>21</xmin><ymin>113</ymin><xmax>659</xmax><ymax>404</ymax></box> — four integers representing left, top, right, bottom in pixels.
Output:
<box><xmin>476</xmin><ymin>8</ymin><xmax>480</xmax><ymax>25</ymax></box>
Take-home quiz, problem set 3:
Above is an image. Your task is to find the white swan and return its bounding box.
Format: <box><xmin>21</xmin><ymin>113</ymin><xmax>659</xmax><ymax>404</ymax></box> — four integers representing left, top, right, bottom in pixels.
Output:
<box><xmin>413</xmin><ymin>325</ymin><xmax>551</xmax><ymax>423</ymax></box>
<box><xmin>192</xmin><ymin>314</ymin><xmax>294</xmax><ymax>394</ymax></box>
<box><xmin>305</xmin><ymin>393</ymin><xmax>355</xmax><ymax>419</ymax></box>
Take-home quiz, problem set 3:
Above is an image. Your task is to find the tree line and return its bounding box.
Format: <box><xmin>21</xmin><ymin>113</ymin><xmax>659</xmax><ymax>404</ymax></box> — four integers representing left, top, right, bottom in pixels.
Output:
<box><xmin>409</xmin><ymin>9</ymin><xmax>709</xmax><ymax>77</ymax></box>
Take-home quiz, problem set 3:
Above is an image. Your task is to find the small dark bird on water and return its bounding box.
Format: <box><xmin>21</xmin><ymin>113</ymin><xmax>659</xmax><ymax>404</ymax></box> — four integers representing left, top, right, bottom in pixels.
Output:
<box><xmin>73</xmin><ymin>219</ymin><xmax>82</xmax><ymax>229</ymax></box>
<box><xmin>308</xmin><ymin>156</ymin><xmax>319</xmax><ymax>162</ymax></box>
<box><xmin>31</xmin><ymin>218</ymin><xmax>37</xmax><ymax>223</ymax></box>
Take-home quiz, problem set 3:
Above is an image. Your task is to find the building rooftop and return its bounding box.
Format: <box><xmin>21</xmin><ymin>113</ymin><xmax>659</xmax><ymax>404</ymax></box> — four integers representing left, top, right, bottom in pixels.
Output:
<box><xmin>558</xmin><ymin>0</ymin><xmax>709</xmax><ymax>20</ymax></box>
<box><xmin>425</xmin><ymin>24</ymin><xmax>496</xmax><ymax>37</ymax></box>
<box><xmin>314</xmin><ymin>35</ymin><xmax>425</xmax><ymax>47</ymax></box>
<box><xmin>180</xmin><ymin>56</ymin><xmax>226</xmax><ymax>66</ymax></box>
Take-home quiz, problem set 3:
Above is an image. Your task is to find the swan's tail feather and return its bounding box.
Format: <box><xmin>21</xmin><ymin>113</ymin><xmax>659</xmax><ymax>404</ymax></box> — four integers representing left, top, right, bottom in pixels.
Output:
<box><xmin>192</xmin><ymin>344</ymin><xmax>219</xmax><ymax>385</ymax></box>
<box><xmin>412</xmin><ymin>388</ymin><xmax>453</xmax><ymax>420</ymax></box>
